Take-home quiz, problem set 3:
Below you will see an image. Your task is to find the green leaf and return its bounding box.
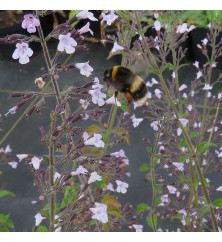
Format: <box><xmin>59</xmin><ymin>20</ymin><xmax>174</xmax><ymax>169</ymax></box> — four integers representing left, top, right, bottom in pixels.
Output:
<box><xmin>101</xmin><ymin>195</ymin><xmax>121</xmax><ymax>208</ymax></box>
<box><xmin>197</xmin><ymin>142</ymin><xmax>217</xmax><ymax>153</ymax></box>
<box><xmin>0</xmin><ymin>228</ymin><xmax>9</xmax><ymax>232</ymax></box>
<box><xmin>147</xmin><ymin>147</ymin><xmax>153</xmax><ymax>154</ymax></box>
<box><xmin>139</xmin><ymin>164</ymin><xmax>150</xmax><ymax>171</ymax></box>
<box><xmin>213</xmin><ymin>199</ymin><xmax>222</xmax><ymax>207</ymax></box>
<box><xmin>37</xmin><ymin>226</ymin><xmax>48</xmax><ymax>232</ymax></box>
<box><xmin>86</xmin><ymin>125</ymin><xmax>102</xmax><ymax>136</ymax></box>
<box><xmin>190</xmin><ymin>132</ymin><xmax>198</xmax><ymax>139</ymax></box>
<box><xmin>155</xmin><ymin>197</ymin><xmax>162</xmax><ymax>206</ymax></box>
<box><xmin>153</xmin><ymin>155</ymin><xmax>160</xmax><ymax>166</ymax></box>
<box><xmin>146</xmin><ymin>213</ymin><xmax>157</xmax><ymax>230</ymax></box>
<box><xmin>82</xmin><ymin>147</ymin><xmax>103</xmax><ymax>157</ymax></box>
<box><xmin>6</xmin><ymin>219</ymin><xmax>14</xmax><ymax>229</ymax></box>
<box><xmin>179</xmin><ymin>138</ymin><xmax>187</xmax><ymax>148</ymax></box>
<box><xmin>43</xmin><ymin>156</ymin><xmax>49</xmax><ymax>164</ymax></box>
<box><xmin>0</xmin><ymin>190</ymin><xmax>15</xmax><ymax>198</ymax></box>
<box><xmin>96</xmin><ymin>179</ymin><xmax>107</xmax><ymax>189</ymax></box>
<box><xmin>178</xmin><ymin>155</ymin><xmax>188</xmax><ymax>163</ymax></box>
<box><xmin>121</xmin><ymin>102</ymin><xmax>128</xmax><ymax>112</ymax></box>
<box><xmin>137</xmin><ymin>203</ymin><xmax>150</xmax><ymax>212</ymax></box>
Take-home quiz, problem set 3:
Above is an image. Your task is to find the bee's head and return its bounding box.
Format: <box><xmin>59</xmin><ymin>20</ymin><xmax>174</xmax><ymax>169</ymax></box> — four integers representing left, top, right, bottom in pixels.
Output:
<box><xmin>103</xmin><ymin>68</ymin><xmax>112</xmax><ymax>83</ymax></box>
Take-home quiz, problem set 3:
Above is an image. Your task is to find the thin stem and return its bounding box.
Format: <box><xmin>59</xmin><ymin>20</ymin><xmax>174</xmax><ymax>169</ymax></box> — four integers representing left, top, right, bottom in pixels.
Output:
<box><xmin>134</xmin><ymin>10</ymin><xmax>218</xmax><ymax>232</ymax></box>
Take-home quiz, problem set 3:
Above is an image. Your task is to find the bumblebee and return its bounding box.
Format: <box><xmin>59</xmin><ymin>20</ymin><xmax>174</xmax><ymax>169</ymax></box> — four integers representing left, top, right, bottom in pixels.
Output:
<box><xmin>103</xmin><ymin>66</ymin><xmax>148</xmax><ymax>106</ymax></box>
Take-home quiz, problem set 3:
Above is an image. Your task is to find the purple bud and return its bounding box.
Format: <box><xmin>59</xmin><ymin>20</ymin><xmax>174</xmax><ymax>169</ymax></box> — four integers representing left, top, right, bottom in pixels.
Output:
<box><xmin>9</xmin><ymin>92</ymin><xmax>24</xmax><ymax>98</ymax></box>
<box><xmin>71</xmin><ymin>114</ymin><xmax>83</xmax><ymax>123</ymax></box>
<box><xmin>39</xmin><ymin>126</ymin><xmax>46</xmax><ymax>136</ymax></box>
<box><xmin>23</xmin><ymin>93</ymin><xmax>34</xmax><ymax>100</ymax></box>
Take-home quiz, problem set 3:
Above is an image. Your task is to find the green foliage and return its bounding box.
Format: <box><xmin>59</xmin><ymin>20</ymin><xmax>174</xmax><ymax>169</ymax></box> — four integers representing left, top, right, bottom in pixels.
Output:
<box><xmin>0</xmin><ymin>214</ymin><xmax>14</xmax><ymax>231</ymax></box>
<box><xmin>37</xmin><ymin>226</ymin><xmax>48</xmax><ymax>232</ymax></box>
<box><xmin>146</xmin><ymin>213</ymin><xmax>157</xmax><ymax>230</ymax></box>
<box><xmin>139</xmin><ymin>164</ymin><xmax>150</xmax><ymax>171</ymax></box>
<box><xmin>96</xmin><ymin>179</ymin><xmax>107</xmax><ymax>189</ymax></box>
<box><xmin>137</xmin><ymin>203</ymin><xmax>150</xmax><ymax>212</ymax></box>
<box><xmin>213</xmin><ymin>199</ymin><xmax>222</xmax><ymax>208</ymax></box>
<box><xmin>0</xmin><ymin>190</ymin><xmax>15</xmax><ymax>198</ymax></box>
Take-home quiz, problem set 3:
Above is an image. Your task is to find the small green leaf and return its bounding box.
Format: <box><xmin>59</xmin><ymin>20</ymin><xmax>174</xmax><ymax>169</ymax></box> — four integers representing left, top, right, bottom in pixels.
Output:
<box><xmin>96</xmin><ymin>179</ymin><xmax>107</xmax><ymax>189</ymax></box>
<box><xmin>139</xmin><ymin>164</ymin><xmax>150</xmax><ymax>171</ymax></box>
<box><xmin>0</xmin><ymin>228</ymin><xmax>9</xmax><ymax>232</ymax></box>
<box><xmin>43</xmin><ymin>156</ymin><xmax>49</xmax><ymax>163</ymax></box>
<box><xmin>197</xmin><ymin>142</ymin><xmax>217</xmax><ymax>153</ymax></box>
<box><xmin>147</xmin><ymin>147</ymin><xmax>153</xmax><ymax>154</ymax></box>
<box><xmin>0</xmin><ymin>190</ymin><xmax>15</xmax><ymax>198</ymax></box>
<box><xmin>121</xmin><ymin>102</ymin><xmax>128</xmax><ymax>112</ymax></box>
<box><xmin>37</xmin><ymin>226</ymin><xmax>48</xmax><ymax>232</ymax></box>
<box><xmin>137</xmin><ymin>203</ymin><xmax>150</xmax><ymax>212</ymax></box>
<box><xmin>190</xmin><ymin>132</ymin><xmax>198</xmax><ymax>139</ymax></box>
<box><xmin>178</xmin><ymin>155</ymin><xmax>188</xmax><ymax>163</ymax></box>
<box><xmin>213</xmin><ymin>199</ymin><xmax>222</xmax><ymax>207</ymax></box>
<box><xmin>155</xmin><ymin>197</ymin><xmax>162</xmax><ymax>206</ymax></box>
<box><xmin>146</xmin><ymin>213</ymin><xmax>157</xmax><ymax>230</ymax></box>
<box><xmin>179</xmin><ymin>138</ymin><xmax>187</xmax><ymax>148</ymax></box>
<box><xmin>86</xmin><ymin>125</ymin><xmax>102</xmax><ymax>136</ymax></box>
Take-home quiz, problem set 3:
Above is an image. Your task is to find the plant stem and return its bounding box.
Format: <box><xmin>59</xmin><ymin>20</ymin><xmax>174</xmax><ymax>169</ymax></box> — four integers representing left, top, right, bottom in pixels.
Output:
<box><xmin>134</xmin><ymin>10</ymin><xmax>218</xmax><ymax>232</ymax></box>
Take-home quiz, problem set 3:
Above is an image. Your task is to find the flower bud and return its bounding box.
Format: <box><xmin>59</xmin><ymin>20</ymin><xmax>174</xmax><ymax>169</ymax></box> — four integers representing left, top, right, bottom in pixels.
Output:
<box><xmin>25</xmin><ymin>106</ymin><xmax>36</xmax><ymax>119</ymax></box>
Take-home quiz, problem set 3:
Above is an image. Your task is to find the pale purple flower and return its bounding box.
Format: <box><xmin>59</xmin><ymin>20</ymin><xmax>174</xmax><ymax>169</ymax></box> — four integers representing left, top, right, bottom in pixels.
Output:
<box><xmin>172</xmin><ymin>162</ymin><xmax>184</xmax><ymax>171</ymax></box>
<box><xmin>101</xmin><ymin>11</ymin><xmax>118</xmax><ymax>26</ymax></box>
<box><xmin>106</xmin><ymin>94</ymin><xmax>121</xmax><ymax>106</ymax></box>
<box><xmin>153</xmin><ymin>20</ymin><xmax>162</xmax><ymax>31</ymax></box>
<box><xmin>57</xmin><ymin>33</ymin><xmax>77</xmax><ymax>54</ymax></box>
<box><xmin>150</xmin><ymin>120</ymin><xmax>161</xmax><ymax>131</ymax></box>
<box><xmin>179</xmin><ymin>84</ymin><xmax>187</xmax><ymax>92</ymax></box>
<box><xmin>133</xmin><ymin>102</ymin><xmax>143</xmax><ymax>109</ymax></box>
<box><xmin>203</xmin><ymin>84</ymin><xmax>212</xmax><ymax>90</ymax></box>
<box><xmin>82</xmin><ymin>131</ymin><xmax>90</xmax><ymax>141</ymax></box>
<box><xmin>76</xmin><ymin>11</ymin><xmax>98</xmax><ymax>21</ymax></box>
<box><xmin>8</xmin><ymin>161</ymin><xmax>18</xmax><ymax>169</ymax></box>
<box><xmin>131</xmin><ymin>114</ymin><xmax>143</xmax><ymax>127</ymax></box>
<box><xmin>155</xmin><ymin>89</ymin><xmax>162</xmax><ymax>99</ymax></box>
<box><xmin>5</xmin><ymin>106</ymin><xmax>18</xmax><ymax>116</ymax></box>
<box><xmin>22</xmin><ymin>14</ymin><xmax>40</xmax><ymax>33</ymax></box>
<box><xmin>88</xmin><ymin>88</ymin><xmax>106</xmax><ymax>106</ymax></box>
<box><xmin>167</xmin><ymin>185</ymin><xmax>177</xmax><ymax>194</ymax></box>
<box><xmin>123</xmin><ymin>158</ymin><xmax>129</xmax><ymax>165</ymax></box>
<box><xmin>111</xmin><ymin>149</ymin><xmax>126</xmax><ymax>158</ymax></box>
<box><xmin>146</xmin><ymin>81</ymin><xmax>153</xmax><ymax>87</ymax></box>
<box><xmin>172</xmin><ymin>71</ymin><xmax>175</xmax><ymax>79</ymax></box>
<box><xmin>107</xmin><ymin>183</ymin><xmax>114</xmax><ymax>192</ymax></box>
<box><xmin>88</xmin><ymin>171</ymin><xmax>102</xmax><ymax>184</ymax></box>
<box><xmin>196</xmin><ymin>71</ymin><xmax>203</xmax><ymax>79</ymax></box>
<box><xmin>193</xmin><ymin>61</ymin><xmax>199</xmax><ymax>68</ymax></box>
<box><xmin>78</xmin><ymin>22</ymin><xmax>93</xmax><ymax>35</ymax></box>
<box><xmin>216</xmin><ymin>186</ymin><xmax>222</xmax><ymax>191</ymax></box>
<box><xmin>212</xmin><ymin>63</ymin><xmax>217</xmax><ymax>68</ymax></box>
<box><xmin>182</xmin><ymin>93</ymin><xmax>187</xmax><ymax>98</ymax></box>
<box><xmin>4</xmin><ymin>145</ymin><xmax>12</xmax><ymax>153</ymax></box>
<box><xmin>194</xmin><ymin>122</ymin><xmax>201</xmax><ymax>128</ymax></box>
<box><xmin>90</xmin><ymin>202</ymin><xmax>108</xmax><ymax>223</ymax></box>
<box><xmin>208</xmin><ymin>22</ymin><xmax>212</xmax><ymax>28</ymax></box>
<box><xmin>71</xmin><ymin>165</ymin><xmax>88</xmax><ymax>176</ymax></box>
<box><xmin>187</xmin><ymin>104</ymin><xmax>193</xmax><ymax>111</ymax></box>
<box><xmin>116</xmin><ymin>180</ymin><xmax>129</xmax><ymax>194</ymax></box>
<box><xmin>35</xmin><ymin>213</ymin><xmax>46</xmax><ymax>226</ymax></box>
<box><xmin>179</xmin><ymin>118</ymin><xmax>189</xmax><ymax>127</ymax></box>
<box><xmin>111</xmin><ymin>42</ymin><xmax>124</xmax><ymax>53</ymax></box>
<box><xmin>84</xmin><ymin>133</ymin><xmax>105</xmax><ymax>148</ymax></box>
<box><xmin>188</xmin><ymin>25</ymin><xmax>195</xmax><ymax>32</ymax></box>
<box><xmin>79</xmin><ymin>99</ymin><xmax>89</xmax><ymax>110</ymax></box>
<box><xmin>75</xmin><ymin>62</ymin><xmax>93</xmax><ymax>77</ymax></box>
<box><xmin>16</xmin><ymin>154</ymin><xmax>28</xmax><ymax>162</ymax></box>
<box><xmin>92</xmin><ymin>77</ymin><xmax>104</xmax><ymax>90</ymax></box>
<box><xmin>177</xmin><ymin>127</ymin><xmax>182</xmax><ymax>136</ymax></box>
<box><xmin>147</xmin><ymin>92</ymin><xmax>152</xmax><ymax>99</ymax></box>
<box><xmin>151</xmin><ymin>78</ymin><xmax>158</xmax><ymax>85</ymax></box>
<box><xmin>132</xmin><ymin>224</ymin><xmax>143</xmax><ymax>232</ymax></box>
<box><xmin>218</xmin><ymin>93</ymin><xmax>222</xmax><ymax>99</ymax></box>
<box><xmin>54</xmin><ymin>172</ymin><xmax>61</xmax><ymax>182</ymax></box>
<box><xmin>12</xmin><ymin>42</ymin><xmax>33</xmax><ymax>64</ymax></box>
<box><xmin>31</xmin><ymin>156</ymin><xmax>42</xmax><ymax>170</ymax></box>
<box><xmin>201</xmin><ymin>38</ymin><xmax>208</xmax><ymax>45</ymax></box>
<box><xmin>31</xmin><ymin>201</ymin><xmax>37</xmax><ymax>204</ymax></box>
<box><xmin>176</xmin><ymin>23</ymin><xmax>188</xmax><ymax>33</ymax></box>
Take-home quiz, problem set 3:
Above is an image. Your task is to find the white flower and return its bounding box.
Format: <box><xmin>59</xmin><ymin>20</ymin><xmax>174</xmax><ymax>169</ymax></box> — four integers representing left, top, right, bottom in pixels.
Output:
<box><xmin>90</xmin><ymin>202</ymin><xmax>108</xmax><ymax>223</ymax></box>
<box><xmin>203</xmin><ymin>84</ymin><xmax>212</xmax><ymax>90</ymax></box>
<box><xmin>133</xmin><ymin>102</ymin><xmax>143</xmax><ymax>109</ymax></box>
<box><xmin>176</xmin><ymin>23</ymin><xmax>188</xmax><ymax>33</ymax></box>
<box><xmin>71</xmin><ymin>165</ymin><xmax>88</xmax><ymax>176</ymax></box>
<box><xmin>84</xmin><ymin>133</ymin><xmax>105</xmax><ymax>148</ymax></box>
<box><xmin>172</xmin><ymin>72</ymin><xmax>175</xmax><ymax>79</ymax></box>
<box><xmin>111</xmin><ymin>149</ymin><xmax>126</xmax><ymax>158</ymax></box>
<box><xmin>172</xmin><ymin>162</ymin><xmax>184</xmax><ymax>171</ymax></box>
<box><xmin>131</xmin><ymin>114</ymin><xmax>143</xmax><ymax>127</ymax></box>
<box><xmin>88</xmin><ymin>88</ymin><xmax>106</xmax><ymax>106</ymax></box>
<box><xmin>106</xmin><ymin>94</ymin><xmax>121</xmax><ymax>106</ymax></box>
<box><xmin>132</xmin><ymin>224</ymin><xmax>143</xmax><ymax>232</ymax></box>
<box><xmin>88</xmin><ymin>171</ymin><xmax>102</xmax><ymax>184</ymax></box>
<box><xmin>179</xmin><ymin>118</ymin><xmax>189</xmax><ymax>127</ymax></box>
<box><xmin>150</xmin><ymin>120</ymin><xmax>161</xmax><ymax>131</ymax></box>
<box><xmin>201</xmin><ymin>38</ymin><xmax>208</xmax><ymax>45</ymax></box>
<box><xmin>79</xmin><ymin>99</ymin><xmax>89</xmax><ymax>110</ymax></box>
<box><xmin>78</xmin><ymin>22</ymin><xmax>94</xmax><ymax>35</ymax></box>
<box><xmin>153</xmin><ymin>20</ymin><xmax>162</xmax><ymax>31</ymax></box>
<box><xmin>57</xmin><ymin>33</ymin><xmax>77</xmax><ymax>54</ymax></box>
<box><xmin>196</xmin><ymin>71</ymin><xmax>203</xmax><ymax>79</ymax></box>
<box><xmin>8</xmin><ymin>161</ymin><xmax>18</xmax><ymax>169</ymax></box>
<box><xmin>177</xmin><ymin>127</ymin><xmax>182</xmax><ymax>136</ymax></box>
<box><xmin>82</xmin><ymin>131</ymin><xmax>90</xmax><ymax>141</ymax></box>
<box><xmin>76</xmin><ymin>11</ymin><xmax>98</xmax><ymax>21</ymax></box>
<box><xmin>101</xmin><ymin>11</ymin><xmax>118</xmax><ymax>26</ymax></box>
<box><xmin>92</xmin><ymin>77</ymin><xmax>104</xmax><ymax>90</ymax></box>
<box><xmin>31</xmin><ymin>156</ymin><xmax>42</xmax><ymax>170</ymax></box>
<box><xmin>17</xmin><ymin>154</ymin><xmax>28</xmax><ymax>162</ymax></box>
<box><xmin>182</xmin><ymin>93</ymin><xmax>187</xmax><ymax>98</ymax></box>
<box><xmin>75</xmin><ymin>61</ymin><xmax>93</xmax><ymax>77</ymax></box>
<box><xmin>12</xmin><ymin>42</ymin><xmax>33</xmax><ymax>64</ymax></box>
<box><xmin>193</xmin><ymin>61</ymin><xmax>199</xmax><ymax>68</ymax></box>
<box><xmin>151</xmin><ymin>78</ymin><xmax>158</xmax><ymax>85</ymax></box>
<box><xmin>35</xmin><ymin>213</ymin><xmax>46</xmax><ymax>226</ymax></box>
<box><xmin>167</xmin><ymin>185</ymin><xmax>177</xmax><ymax>194</ymax></box>
<box><xmin>187</xmin><ymin>104</ymin><xmax>193</xmax><ymax>111</ymax></box>
<box><xmin>54</xmin><ymin>172</ymin><xmax>61</xmax><ymax>182</ymax></box>
<box><xmin>216</xmin><ymin>186</ymin><xmax>222</xmax><ymax>191</ymax></box>
<box><xmin>116</xmin><ymin>180</ymin><xmax>129</xmax><ymax>194</ymax></box>
<box><xmin>111</xmin><ymin>42</ymin><xmax>124</xmax><ymax>53</ymax></box>
<box><xmin>218</xmin><ymin>93</ymin><xmax>222</xmax><ymax>99</ymax></box>
<box><xmin>155</xmin><ymin>89</ymin><xmax>162</xmax><ymax>99</ymax></box>
<box><xmin>179</xmin><ymin>84</ymin><xmax>187</xmax><ymax>92</ymax></box>
<box><xmin>107</xmin><ymin>183</ymin><xmax>114</xmax><ymax>192</ymax></box>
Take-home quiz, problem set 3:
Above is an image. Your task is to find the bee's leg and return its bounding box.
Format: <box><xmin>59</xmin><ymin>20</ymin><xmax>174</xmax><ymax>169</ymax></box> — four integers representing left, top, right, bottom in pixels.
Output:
<box><xmin>106</xmin><ymin>83</ymin><xmax>110</xmax><ymax>92</ymax></box>
<box><xmin>125</xmin><ymin>92</ymin><xmax>133</xmax><ymax>114</ymax></box>
<box><xmin>114</xmin><ymin>91</ymin><xmax>119</xmax><ymax>104</ymax></box>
